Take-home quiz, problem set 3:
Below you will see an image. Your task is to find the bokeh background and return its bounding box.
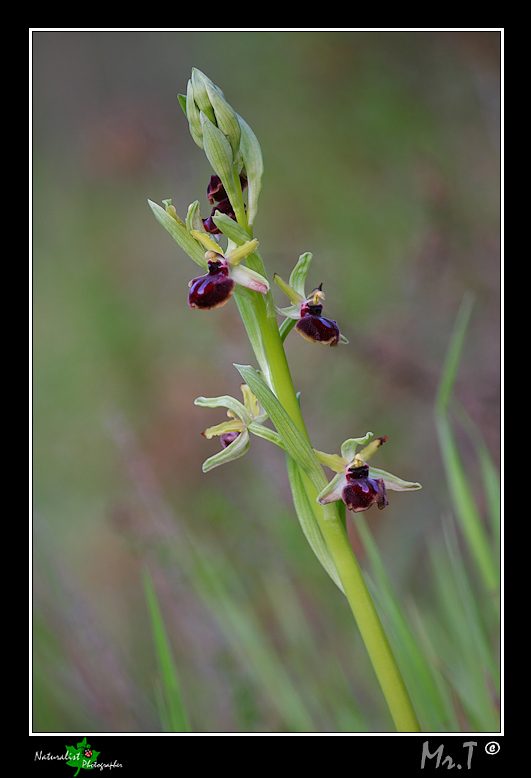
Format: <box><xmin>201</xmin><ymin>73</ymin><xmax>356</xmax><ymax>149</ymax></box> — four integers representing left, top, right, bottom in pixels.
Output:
<box><xmin>32</xmin><ymin>30</ymin><xmax>501</xmax><ymax>733</ymax></box>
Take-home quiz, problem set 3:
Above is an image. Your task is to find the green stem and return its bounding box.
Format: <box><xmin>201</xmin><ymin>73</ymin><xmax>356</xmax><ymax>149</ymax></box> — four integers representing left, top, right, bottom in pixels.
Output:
<box><xmin>237</xmin><ymin>250</ymin><xmax>420</xmax><ymax>732</ymax></box>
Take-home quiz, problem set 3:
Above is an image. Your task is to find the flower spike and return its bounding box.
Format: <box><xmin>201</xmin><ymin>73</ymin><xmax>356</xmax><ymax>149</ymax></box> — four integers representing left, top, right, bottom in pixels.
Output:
<box><xmin>314</xmin><ymin>433</ymin><xmax>421</xmax><ymax>513</ymax></box>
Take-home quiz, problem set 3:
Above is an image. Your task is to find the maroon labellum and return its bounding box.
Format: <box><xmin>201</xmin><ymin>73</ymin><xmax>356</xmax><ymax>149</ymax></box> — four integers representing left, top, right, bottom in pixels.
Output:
<box><xmin>342</xmin><ymin>464</ymin><xmax>388</xmax><ymax>512</ymax></box>
<box><xmin>188</xmin><ymin>256</ymin><xmax>235</xmax><ymax>310</ymax></box>
<box><xmin>296</xmin><ymin>301</ymin><xmax>341</xmax><ymax>347</ymax></box>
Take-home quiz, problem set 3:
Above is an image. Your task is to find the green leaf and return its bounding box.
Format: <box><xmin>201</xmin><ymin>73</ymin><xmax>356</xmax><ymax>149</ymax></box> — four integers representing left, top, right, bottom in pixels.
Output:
<box><xmin>148</xmin><ymin>200</ymin><xmax>207</xmax><ymax>268</ymax></box>
<box><xmin>286</xmin><ymin>455</ymin><xmax>345</xmax><ymax>593</ymax></box>
<box><xmin>65</xmin><ymin>738</ymin><xmax>100</xmax><ymax>776</ymax></box>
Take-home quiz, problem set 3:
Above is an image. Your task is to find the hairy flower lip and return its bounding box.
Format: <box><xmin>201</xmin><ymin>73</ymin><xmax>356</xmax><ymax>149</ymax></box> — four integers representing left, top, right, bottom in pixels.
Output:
<box><xmin>343</xmin><ymin>464</ymin><xmax>388</xmax><ymax>512</ymax></box>
<box><xmin>296</xmin><ymin>313</ymin><xmax>341</xmax><ymax>347</ymax></box>
<box><xmin>188</xmin><ymin>257</ymin><xmax>235</xmax><ymax>310</ymax></box>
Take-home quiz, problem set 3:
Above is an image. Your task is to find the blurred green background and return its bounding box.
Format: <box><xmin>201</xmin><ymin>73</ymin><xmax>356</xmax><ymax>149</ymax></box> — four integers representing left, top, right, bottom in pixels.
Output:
<box><xmin>32</xmin><ymin>30</ymin><xmax>500</xmax><ymax>733</ymax></box>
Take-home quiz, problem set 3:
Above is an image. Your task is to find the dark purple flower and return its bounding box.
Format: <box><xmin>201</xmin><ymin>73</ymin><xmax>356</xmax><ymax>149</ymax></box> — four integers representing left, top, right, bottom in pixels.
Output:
<box><xmin>188</xmin><ymin>254</ymin><xmax>235</xmax><ymax>310</ymax></box>
<box><xmin>342</xmin><ymin>464</ymin><xmax>388</xmax><ymax>513</ymax></box>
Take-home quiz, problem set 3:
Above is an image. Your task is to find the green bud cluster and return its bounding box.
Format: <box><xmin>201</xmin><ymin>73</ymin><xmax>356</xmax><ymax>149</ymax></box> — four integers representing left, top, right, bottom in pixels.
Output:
<box><xmin>179</xmin><ymin>69</ymin><xmax>263</xmax><ymax>231</ymax></box>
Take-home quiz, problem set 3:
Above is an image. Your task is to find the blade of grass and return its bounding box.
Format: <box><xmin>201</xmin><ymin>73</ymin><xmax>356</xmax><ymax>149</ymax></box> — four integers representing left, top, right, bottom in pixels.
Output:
<box><xmin>435</xmin><ymin>293</ymin><xmax>499</xmax><ymax>594</ymax></box>
<box><xmin>429</xmin><ymin>536</ymin><xmax>499</xmax><ymax>731</ymax></box>
<box><xmin>453</xmin><ymin>400</ymin><xmax>501</xmax><ymax>564</ymax></box>
<box><xmin>143</xmin><ymin>567</ymin><xmax>191</xmax><ymax>732</ymax></box>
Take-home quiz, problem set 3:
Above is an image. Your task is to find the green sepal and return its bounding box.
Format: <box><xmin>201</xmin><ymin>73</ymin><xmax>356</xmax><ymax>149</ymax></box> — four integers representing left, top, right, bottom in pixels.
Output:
<box><xmin>340</xmin><ymin>433</ymin><xmax>374</xmax><ymax>463</ymax></box>
<box><xmin>368</xmin><ymin>466</ymin><xmax>422</xmax><ymax>492</ymax></box>
<box><xmin>194</xmin><ymin>395</ymin><xmax>252</xmax><ymax>426</ymax></box>
<box><xmin>289</xmin><ymin>252</ymin><xmax>313</xmax><ymax>298</ymax></box>
<box><xmin>273</xmin><ymin>274</ymin><xmax>304</xmax><ymax>306</ymax></box>
<box><xmin>275</xmin><ymin>303</ymin><xmax>301</xmax><ymax>320</ymax></box>
<box><xmin>201</xmin><ymin>429</ymin><xmax>250</xmax><ymax>473</ymax></box>
<box><xmin>148</xmin><ymin>199</ymin><xmax>207</xmax><ymax>269</ymax></box>
<box><xmin>286</xmin><ymin>455</ymin><xmax>345</xmax><ymax>593</ymax></box>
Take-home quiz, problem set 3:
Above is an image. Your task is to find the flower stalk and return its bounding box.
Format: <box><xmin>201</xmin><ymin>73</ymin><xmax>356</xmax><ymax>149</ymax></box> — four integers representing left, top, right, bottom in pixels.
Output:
<box><xmin>150</xmin><ymin>69</ymin><xmax>422</xmax><ymax>732</ymax></box>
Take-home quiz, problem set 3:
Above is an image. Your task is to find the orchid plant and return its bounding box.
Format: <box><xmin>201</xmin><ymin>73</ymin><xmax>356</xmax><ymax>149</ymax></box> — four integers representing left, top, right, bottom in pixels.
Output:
<box><xmin>149</xmin><ymin>69</ymin><xmax>422</xmax><ymax>732</ymax></box>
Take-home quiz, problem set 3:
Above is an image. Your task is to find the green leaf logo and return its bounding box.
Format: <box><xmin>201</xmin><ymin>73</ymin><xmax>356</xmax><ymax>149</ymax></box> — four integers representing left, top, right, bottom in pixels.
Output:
<box><xmin>65</xmin><ymin>737</ymin><xmax>100</xmax><ymax>776</ymax></box>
